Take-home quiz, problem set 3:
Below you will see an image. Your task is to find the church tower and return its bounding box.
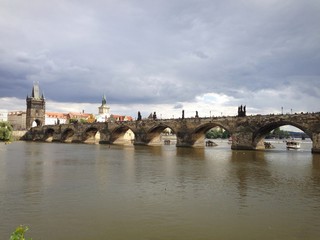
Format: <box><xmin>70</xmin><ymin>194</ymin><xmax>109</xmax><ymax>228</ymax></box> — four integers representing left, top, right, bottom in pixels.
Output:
<box><xmin>96</xmin><ymin>94</ymin><xmax>110</xmax><ymax>122</ymax></box>
<box><xmin>26</xmin><ymin>81</ymin><xmax>45</xmax><ymax>129</ymax></box>
<box><xmin>98</xmin><ymin>94</ymin><xmax>110</xmax><ymax>115</ymax></box>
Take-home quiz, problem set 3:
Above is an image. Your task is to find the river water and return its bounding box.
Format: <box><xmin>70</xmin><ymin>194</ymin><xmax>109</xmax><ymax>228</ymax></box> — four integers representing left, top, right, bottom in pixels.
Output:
<box><xmin>1</xmin><ymin>141</ymin><xmax>320</xmax><ymax>240</ymax></box>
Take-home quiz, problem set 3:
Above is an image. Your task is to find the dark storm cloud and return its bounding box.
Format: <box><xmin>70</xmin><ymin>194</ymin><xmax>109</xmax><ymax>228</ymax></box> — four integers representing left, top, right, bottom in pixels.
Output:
<box><xmin>174</xmin><ymin>103</ymin><xmax>184</xmax><ymax>109</ymax></box>
<box><xmin>0</xmin><ymin>0</ymin><xmax>320</xmax><ymax>113</ymax></box>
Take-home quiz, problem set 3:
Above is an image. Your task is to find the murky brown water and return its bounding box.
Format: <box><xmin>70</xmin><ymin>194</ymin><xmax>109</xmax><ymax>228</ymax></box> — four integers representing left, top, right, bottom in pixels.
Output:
<box><xmin>1</xmin><ymin>141</ymin><xmax>320</xmax><ymax>239</ymax></box>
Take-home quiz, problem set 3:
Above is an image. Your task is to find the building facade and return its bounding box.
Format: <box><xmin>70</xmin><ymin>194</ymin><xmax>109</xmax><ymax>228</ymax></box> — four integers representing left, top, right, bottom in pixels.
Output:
<box><xmin>0</xmin><ymin>109</ymin><xmax>8</xmax><ymax>122</ymax></box>
<box><xmin>45</xmin><ymin>112</ymin><xmax>68</xmax><ymax>125</ymax></box>
<box><xmin>8</xmin><ymin>111</ymin><xmax>26</xmax><ymax>130</ymax></box>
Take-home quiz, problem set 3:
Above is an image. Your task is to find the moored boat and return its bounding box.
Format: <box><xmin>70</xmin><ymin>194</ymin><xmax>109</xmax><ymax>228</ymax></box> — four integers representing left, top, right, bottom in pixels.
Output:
<box><xmin>286</xmin><ymin>140</ymin><xmax>300</xmax><ymax>149</ymax></box>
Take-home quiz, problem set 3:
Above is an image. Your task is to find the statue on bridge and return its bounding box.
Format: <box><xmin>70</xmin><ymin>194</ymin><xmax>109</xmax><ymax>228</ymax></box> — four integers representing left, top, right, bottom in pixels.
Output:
<box><xmin>238</xmin><ymin>105</ymin><xmax>246</xmax><ymax>117</ymax></box>
<box><xmin>137</xmin><ymin>111</ymin><xmax>142</xmax><ymax>121</ymax></box>
<box><xmin>147</xmin><ymin>112</ymin><xmax>157</xmax><ymax>120</ymax></box>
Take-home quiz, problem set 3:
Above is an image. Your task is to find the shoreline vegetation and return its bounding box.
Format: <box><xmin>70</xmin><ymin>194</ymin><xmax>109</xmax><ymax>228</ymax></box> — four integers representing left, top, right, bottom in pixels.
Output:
<box><xmin>0</xmin><ymin>130</ymin><xmax>26</xmax><ymax>143</ymax></box>
<box><xmin>0</xmin><ymin>121</ymin><xmax>13</xmax><ymax>142</ymax></box>
<box><xmin>10</xmin><ymin>225</ymin><xmax>32</xmax><ymax>240</ymax></box>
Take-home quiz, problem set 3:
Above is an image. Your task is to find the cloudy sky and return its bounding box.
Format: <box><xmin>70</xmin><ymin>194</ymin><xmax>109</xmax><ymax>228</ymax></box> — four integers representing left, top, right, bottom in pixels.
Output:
<box><xmin>0</xmin><ymin>0</ymin><xmax>319</xmax><ymax>119</ymax></box>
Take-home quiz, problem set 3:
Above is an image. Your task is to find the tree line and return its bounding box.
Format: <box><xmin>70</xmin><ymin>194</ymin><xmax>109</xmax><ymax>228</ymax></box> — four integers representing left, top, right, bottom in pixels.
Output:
<box><xmin>206</xmin><ymin>127</ymin><xmax>293</xmax><ymax>140</ymax></box>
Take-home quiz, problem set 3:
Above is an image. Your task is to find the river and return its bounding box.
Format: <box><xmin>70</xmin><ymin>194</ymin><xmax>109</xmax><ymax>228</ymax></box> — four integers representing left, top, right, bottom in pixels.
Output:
<box><xmin>1</xmin><ymin>141</ymin><xmax>320</xmax><ymax>239</ymax></box>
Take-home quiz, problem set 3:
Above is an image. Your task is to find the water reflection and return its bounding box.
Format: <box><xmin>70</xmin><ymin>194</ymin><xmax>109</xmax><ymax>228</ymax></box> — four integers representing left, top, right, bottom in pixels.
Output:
<box><xmin>134</xmin><ymin>145</ymin><xmax>164</xmax><ymax>156</ymax></box>
<box><xmin>175</xmin><ymin>147</ymin><xmax>205</xmax><ymax>160</ymax></box>
<box><xmin>1</xmin><ymin>142</ymin><xmax>320</xmax><ymax>240</ymax></box>
<box><xmin>228</xmin><ymin>151</ymin><xmax>270</xmax><ymax>209</ymax></box>
<box><xmin>311</xmin><ymin>154</ymin><xmax>320</xmax><ymax>200</ymax></box>
<box><xmin>312</xmin><ymin>154</ymin><xmax>320</xmax><ymax>169</ymax></box>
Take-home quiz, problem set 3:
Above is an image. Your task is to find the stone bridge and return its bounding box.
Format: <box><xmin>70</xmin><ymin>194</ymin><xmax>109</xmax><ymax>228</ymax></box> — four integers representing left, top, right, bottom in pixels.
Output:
<box><xmin>23</xmin><ymin>112</ymin><xmax>320</xmax><ymax>153</ymax></box>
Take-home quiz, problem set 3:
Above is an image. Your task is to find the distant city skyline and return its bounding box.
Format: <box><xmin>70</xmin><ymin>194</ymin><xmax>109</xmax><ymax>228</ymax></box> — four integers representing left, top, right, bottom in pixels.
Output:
<box><xmin>1</xmin><ymin>0</ymin><xmax>319</xmax><ymax>120</ymax></box>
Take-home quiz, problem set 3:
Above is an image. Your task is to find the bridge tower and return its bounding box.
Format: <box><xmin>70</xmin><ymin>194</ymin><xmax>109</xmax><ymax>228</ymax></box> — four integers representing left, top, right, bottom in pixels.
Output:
<box><xmin>26</xmin><ymin>82</ymin><xmax>45</xmax><ymax>129</ymax></box>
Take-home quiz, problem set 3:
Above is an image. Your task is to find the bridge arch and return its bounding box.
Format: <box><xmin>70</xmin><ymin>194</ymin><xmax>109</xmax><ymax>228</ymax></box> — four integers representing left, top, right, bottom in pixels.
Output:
<box><xmin>61</xmin><ymin>128</ymin><xmax>75</xmax><ymax>143</ymax></box>
<box><xmin>32</xmin><ymin>119</ymin><xmax>42</xmax><ymax>127</ymax></box>
<box><xmin>252</xmin><ymin>120</ymin><xmax>313</xmax><ymax>149</ymax></box>
<box><xmin>110</xmin><ymin>125</ymin><xmax>135</xmax><ymax>145</ymax></box>
<box><xmin>43</xmin><ymin>128</ymin><xmax>55</xmax><ymax>142</ymax></box>
<box><xmin>146</xmin><ymin>123</ymin><xmax>177</xmax><ymax>145</ymax></box>
<box><xmin>192</xmin><ymin>123</ymin><xmax>231</xmax><ymax>147</ymax></box>
<box><xmin>83</xmin><ymin>127</ymin><xmax>101</xmax><ymax>144</ymax></box>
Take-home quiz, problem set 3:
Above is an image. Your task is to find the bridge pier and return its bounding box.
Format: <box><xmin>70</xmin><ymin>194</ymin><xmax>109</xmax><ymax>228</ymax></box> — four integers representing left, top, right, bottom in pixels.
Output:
<box><xmin>69</xmin><ymin>131</ymin><xmax>83</xmax><ymax>143</ymax></box>
<box><xmin>98</xmin><ymin>130</ymin><xmax>111</xmax><ymax>144</ymax></box>
<box><xmin>230</xmin><ymin>131</ymin><xmax>256</xmax><ymax>151</ymax></box>
<box><xmin>176</xmin><ymin>131</ymin><xmax>198</xmax><ymax>147</ymax></box>
<box><xmin>312</xmin><ymin>148</ymin><xmax>320</xmax><ymax>154</ymax></box>
<box><xmin>312</xmin><ymin>132</ymin><xmax>320</xmax><ymax>154</ymax></box>
<box><xmin>51</xmin><ymin>132</ymin><xmax>61</xmax><ymax>142</ymax></box>
<box><xmin>133</xmin><ymin>131</ymin><xmax>149</xmax><ymax>146</ymax></box>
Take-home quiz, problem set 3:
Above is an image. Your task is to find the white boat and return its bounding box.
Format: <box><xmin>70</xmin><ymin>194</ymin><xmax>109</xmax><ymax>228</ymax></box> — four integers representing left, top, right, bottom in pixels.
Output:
<box><xmin>286</xmin><ymin>140</ymin><xmax>301</xmax><ymax>149</ymax></box>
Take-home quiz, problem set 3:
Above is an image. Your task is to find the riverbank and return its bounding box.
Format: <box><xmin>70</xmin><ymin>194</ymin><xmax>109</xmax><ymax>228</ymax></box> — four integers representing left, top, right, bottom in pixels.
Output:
<box><xmin>0</xmin><ymin>131</ymin><xmax>26</xmax><ymax>144</ymax></box>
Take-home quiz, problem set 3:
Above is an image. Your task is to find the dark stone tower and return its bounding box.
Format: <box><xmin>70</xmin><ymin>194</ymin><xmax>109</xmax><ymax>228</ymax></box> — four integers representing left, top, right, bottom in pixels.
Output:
<box><xmin>26</xmin><ymin>82</ymin><xmax>45</xmax><ymax>129</ymax></box>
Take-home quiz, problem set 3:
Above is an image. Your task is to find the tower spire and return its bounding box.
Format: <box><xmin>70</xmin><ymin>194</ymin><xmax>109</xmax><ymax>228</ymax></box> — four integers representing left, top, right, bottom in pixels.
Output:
<box><xmin>102</xmin><ymin>94</ymin><xmax>107</xmax><ymax>105</ymax></box>
<box><xmin>32</xmin><ymin>81</ymin><xmax>41</xmax><ymax>99</ymax></box>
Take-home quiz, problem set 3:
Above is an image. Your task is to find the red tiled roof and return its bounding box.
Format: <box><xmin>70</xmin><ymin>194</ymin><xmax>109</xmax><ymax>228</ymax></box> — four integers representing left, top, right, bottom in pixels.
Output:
<box><xmin>111</xmin><ymin>114</ymin><xmax>133</xmax><ymax>121</ymax></box>
<box><xmin>46</xmin><ymin>112</ymin><xmax>68</xmax><ymax>119</ymax></box>
<box><xmin>68</xmin><ymin>112</ymin><xmax>92</xmax><ymax>119</ymax></box>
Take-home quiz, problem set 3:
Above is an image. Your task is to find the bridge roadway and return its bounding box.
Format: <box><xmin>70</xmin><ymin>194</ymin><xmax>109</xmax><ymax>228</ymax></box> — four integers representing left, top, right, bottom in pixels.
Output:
<box><xmin>23</xmin><ymin>112</ymin><xmax>320</xmax><ymax>153</ymax></box>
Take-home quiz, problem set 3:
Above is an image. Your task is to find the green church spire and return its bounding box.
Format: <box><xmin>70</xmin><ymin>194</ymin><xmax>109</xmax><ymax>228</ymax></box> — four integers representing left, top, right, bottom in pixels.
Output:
<box><xmin>102</xmin><ymin>94</ymin><xmax>107</xmax><ymax>105</ymax></box>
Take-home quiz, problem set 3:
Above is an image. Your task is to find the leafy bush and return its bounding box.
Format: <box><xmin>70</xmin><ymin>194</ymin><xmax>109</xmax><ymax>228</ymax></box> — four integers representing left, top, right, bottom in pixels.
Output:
<box><xmin>0</xmin><ymin>121</ymin><xmax>13</xmax><ymax>141</ymax></box>
<box><xmin>10</xmin><ymin>225</ymin><xmax>32</xmax><ymax>240</ymax></box>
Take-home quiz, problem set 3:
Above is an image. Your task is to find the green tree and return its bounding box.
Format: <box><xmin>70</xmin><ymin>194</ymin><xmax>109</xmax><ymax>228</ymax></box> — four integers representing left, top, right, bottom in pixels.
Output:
<box><xmin>206</xmin><ymin>128</ymin><xmax>229</xmax><ymax>139</ymax></box>
<box><xmin>79</xmin><ymin>118</ymin><xmax>88</xmax><ymax>124</ymax></box>
<box><xmin>266</xmin><ymin>127</ymin><xmax>290</xmax><ymax>139</ymax></box>
<box><xmin>0</xmin><ymin>121</ymin><xmax>13</xmax><ymax>141</ymax></box>
<box><xmin>221</xmin><ymin>130</ymin><xmax>230</xmax><ymax>139</ymax></box>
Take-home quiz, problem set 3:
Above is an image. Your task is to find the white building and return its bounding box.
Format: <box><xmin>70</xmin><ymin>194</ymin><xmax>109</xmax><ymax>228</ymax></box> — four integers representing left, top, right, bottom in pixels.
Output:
<box><xmin>0</xmin><ymin>109</ymin><xmax>8</xmax><ymax>122</ymax></box>
<box><xmin>45</xmin><ymin>112</ymin><xmax>68</xmax><ymax>125</ymax></box>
